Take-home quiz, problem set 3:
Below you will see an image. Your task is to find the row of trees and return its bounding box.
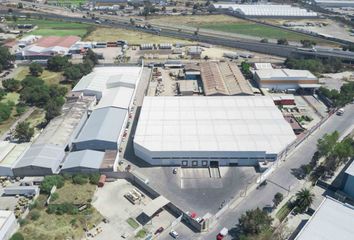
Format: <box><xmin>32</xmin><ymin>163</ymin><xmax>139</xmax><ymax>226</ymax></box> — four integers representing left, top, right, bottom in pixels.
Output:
<box><xmin>318</xmin><ymin>82</ymin><xmax>354</xmax><ymax>107</ymax></box>
<box><xmin>0</xmin><ymin>46</ymin><xmax>14</xmax><ymax>72</ymax></box>
<box><xmin>301</xmin><ymin>131</ymin><xmax>354</xmax><ymax>184</ymax></box>
<box><xmin>285</xmin><ymin>57</ymin><xmax>344</xmax><ymax>74</ymax></box>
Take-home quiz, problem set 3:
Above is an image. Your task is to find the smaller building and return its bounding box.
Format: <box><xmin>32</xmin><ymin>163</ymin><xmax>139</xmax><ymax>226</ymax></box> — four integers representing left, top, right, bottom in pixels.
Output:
<box><xmin>177</xmin><ymin>80</ymin><xmax>199</xmax><ymax>96</ymax></box>
<box><xmin>254</xmin><ymin>69</ymin><xmax>319</xmax><ymax>90</ymax></box>
<box><xmin>314</xmin><ymin>0</ymin><xmax>354</xmax><ymax>8</ymax></box>
<box><xmin>61</xmin><ymin>150</ymin><xmax>118</xmax><ymax>173</ymax></box>
<box><xmin>0</xmin><ymin>210</ymin><xmax>18</xmax><ymax>240</ymax></box>
<box><xmin>295</xmin><ymin>197</ymin><xmax>354</xmax><ymax>240</ymax></box>
<box><xmin>187</xmin><ymin>46</ymin><xmax>202</xmax><ymax>59</ymax></box>
<box><xmin>200</xmin><ymin>62</ymin><xmax>253</xmax><ymax>96</ymax></box>
<box><xmin>0</xmin><ymin>142</ymin><xmax>30</xmax><ymax>176</ymax></box>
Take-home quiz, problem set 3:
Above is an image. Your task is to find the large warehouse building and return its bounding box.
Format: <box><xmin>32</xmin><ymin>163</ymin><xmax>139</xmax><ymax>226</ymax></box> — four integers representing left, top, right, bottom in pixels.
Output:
<box><xmin>213</xmin><ymin>4</ymin><xmax>317</xmax><ymax>17</ymax></box>
<box><xmin>13</xmin><ymin>96</ymin><xmax>94</xmax><ymax>176</ymax></box>
<box><xmin>295</xmin><ymin>197</ymin><xmax>354</xmax><ymax>240</ymax></box>
<box><xmin>134</xmin><ymin>96</ymin><xmax>296</xmax><ymax>167</ymax></box>
<box><xmin>72</xmin><ymin>66</ymin><xmax>142</xmax><ymax>153</ymax></box>
<box><xmin>254</xmin><ymin>69</ymin><xmax>319</xmax><ymax>90</ymax></box>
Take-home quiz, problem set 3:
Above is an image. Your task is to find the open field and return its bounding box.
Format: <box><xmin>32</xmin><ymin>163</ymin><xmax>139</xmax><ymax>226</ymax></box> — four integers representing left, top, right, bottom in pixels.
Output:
<box><xmin>11</xmin><ymin>19</ymin><xmax>92</xmax><ymax>37</ymax></box>
<box><xmin>52</xmin><ymin>182</ymin><xmax>96</xmax><ymax>205</ymax></box>
<box><xmin>15</xmin><ymin>66</ymin><xmax>70</xmax><ymax>89</ymax></box>
<box><xmin>19</xmin><ymin>182</ymin><xmax>102</xmax><ymax>240</ymax></box>
<box><xmin>85</xmin><ymin>27</ymin><xmax>192</xmax><ymax>44</ymax></box>
<box><xmin>149</xmin><ymin>15</ymin><xmax>333</xmax><ymax>44</ymax></box>
<box><xmin>26</xmin><ymin>108</ymin><xmax>45</xmax><ymax>129</ymax></box>
<box><xmin>48</xmin><ymin>0</ymin><xmax>87</xmax><ymax>6</ymax></box>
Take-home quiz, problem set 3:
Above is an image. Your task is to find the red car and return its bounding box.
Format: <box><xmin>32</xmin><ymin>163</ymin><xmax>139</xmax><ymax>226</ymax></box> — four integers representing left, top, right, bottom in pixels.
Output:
<box><xmin>154</xmin><ymin>227</ymin><xmax>164</xmax><ymax>235</ymax></box>
<box><xmin>216</xmin><ymin>233</ymin><xmax>225</xmax><ymax>240</ymax></box>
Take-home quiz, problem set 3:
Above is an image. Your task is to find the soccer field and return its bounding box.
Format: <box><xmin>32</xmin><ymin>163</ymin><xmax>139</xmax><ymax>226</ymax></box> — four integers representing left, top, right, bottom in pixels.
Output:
<box><xmin>15</xmin><ymin>19</ymin><xmax>92</xmax><ymax>37</ymax></box>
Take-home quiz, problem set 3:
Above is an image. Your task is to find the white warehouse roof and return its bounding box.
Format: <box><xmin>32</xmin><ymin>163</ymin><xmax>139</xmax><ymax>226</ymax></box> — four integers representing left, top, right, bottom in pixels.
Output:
<box><xmin>213</xmin><ymin>4</ymin><xmax>317</xmax><ymax>17</ymax></box>
<box><xmin>72</xmin><ymin>66</ymin><xmax>142</xmax><ymax>98</ymax></box>
<box><xmin>95</xmin><ymin>86</ymin><xmax>134</xmax><ymax>110</ymax></box>
<box><xmin>134</xmin><ymin>96</ymin><xmax>296</xmax><ymax>154</ymax></box>
<box><xmin>295</xmin><ymin>197</ymin><xmax>354</xmax><ymax>240</ymax></box>
<box><xmin>255</xmin><ymin>69</ymin><xmax>317</xmax><ymax>81</ymax></box>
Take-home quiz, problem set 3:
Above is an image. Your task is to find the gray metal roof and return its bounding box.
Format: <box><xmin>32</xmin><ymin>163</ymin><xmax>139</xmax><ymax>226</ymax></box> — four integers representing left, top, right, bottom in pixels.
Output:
<box><xmin>75</xmin><ymin>107</ymin><xmax>127</xmax><ymax>144</ymax></box>
<box><xmin>345</xmin><ymin>161</ymin><xmax>354</xmax><ymax>176</ymax></box>
<box><xmin>14</xmin><ymin>144</ymin><xmax>64</xmax><ymax>171</ymax></box>
<box><xmin>61</xmin><ymin>150</ymin><xmax>105</xmax><ymax>170</ymax></box>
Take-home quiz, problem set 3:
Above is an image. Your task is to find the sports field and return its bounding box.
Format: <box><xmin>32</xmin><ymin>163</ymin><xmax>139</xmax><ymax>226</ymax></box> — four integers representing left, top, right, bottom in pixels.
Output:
<box><xmin>15</xmin><ymin>19</ymin><xmax>91</xmax><ymax>37</ymax></box>
<box><xmin>47</xmin><ymin>0</ymin><xmax>86</xmax><ymax>7</ymax></box>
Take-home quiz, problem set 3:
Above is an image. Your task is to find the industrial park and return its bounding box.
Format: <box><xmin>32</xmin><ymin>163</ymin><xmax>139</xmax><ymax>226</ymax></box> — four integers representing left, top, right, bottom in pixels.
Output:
<box><xmin>0</xmin><ymin>0</ymin><xmax>354</xmax><ymax>240</ymax></box>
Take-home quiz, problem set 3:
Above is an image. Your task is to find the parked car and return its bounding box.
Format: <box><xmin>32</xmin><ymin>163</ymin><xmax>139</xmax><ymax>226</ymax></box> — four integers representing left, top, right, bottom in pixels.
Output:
<box><xmin>173</xmin><ymin>168</ymin><xmax>178</xmax><ymax>174</ymax></box>
<box><xmin>169</xmin><ymin>230</ymin><xmax>179</xmax><ymax>238</ymax></box>
<box><xmin>216</xmin><ymin>227</ymin><xmax>228</xmax><ymax>240</ymax></box>
<box><xmin>154</xmin><ymin>227</ymin><xmax>164</xmax><ymax>235</ymax></box>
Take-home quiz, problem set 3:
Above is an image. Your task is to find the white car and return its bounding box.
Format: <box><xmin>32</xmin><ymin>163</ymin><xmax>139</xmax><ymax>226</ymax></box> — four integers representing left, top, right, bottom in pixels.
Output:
<box><xmin>169</xmin><ymin>230</ymin><xmax>179</xmax><ymax>239</ymax></box>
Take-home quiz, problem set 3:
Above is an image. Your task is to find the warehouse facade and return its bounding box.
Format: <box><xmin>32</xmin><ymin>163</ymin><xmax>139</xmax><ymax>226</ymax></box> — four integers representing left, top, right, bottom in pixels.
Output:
<box><xmin>254</xmin><ymin>69</ymin><xmax>319</xmax><ymax>90</ymax></box>
<box><xmin>134</xmin><ymin>96</ymin><xmax>296</xmax><ymax>167</ymax></box>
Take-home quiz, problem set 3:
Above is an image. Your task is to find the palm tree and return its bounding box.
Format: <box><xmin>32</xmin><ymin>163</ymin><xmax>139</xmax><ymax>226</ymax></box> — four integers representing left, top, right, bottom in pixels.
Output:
<box><xmin>295</xmin><ymin>188</ymin><xmax>314</xmax><ymax>213</ymax></box>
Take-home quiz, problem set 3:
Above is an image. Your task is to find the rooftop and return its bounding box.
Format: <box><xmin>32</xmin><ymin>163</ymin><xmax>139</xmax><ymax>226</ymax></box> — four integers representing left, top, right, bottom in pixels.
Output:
<box><xmin>345</xmin><ymin>160</ymin><xmax>354</xmax><ymax>176</ymax></box>
<box><xmin>72</xmin><ymin>66</ymin><xmax>142</xmax><ymax>95</ymax></box>
<box><xmin>0</xmin><ymin>210</ymin><xmax>14</xmax><ymax>230</ymax></box>
<box><xmin>295</xmin><ymin>197</ymin><xmax>354</xmax><ymax>240</ymax></box>
<box><xmin>62</xmin><ymin>150</ymin><xmax>105</xmax><ymax>170</ymax></box>
<box><xmin>134</xmin><ymin>96</ymin><xmax>296</xmax><ymax>154</ymax></box>
<box><xmin>0</xmin><ymin>141</ymin><xmax>31</xmax><ymax>167</ymax></box>
<box><xmin>255</xmin><ymin>69</ymin><xmax>318</xmax><ymax>81</ymax></box>
<box><xmin>75</xmin><ymin>107</ymin><xmax>127</xmax><ymax>144</ymax></box>
<box><xmin>95</xmin><ymin>86</ymin><xmax>134</xmax><ymax>110</ymax></box>
<box><xmin>35</xmin><ymin>36</ymin><xmax>80</xmax><ymax>48</ymax></box>
<box><xmin>200</xmin><ymin>62</ymin><xmax>253</xmax><ymax>96</ymax></box>
<box><xmin>34</xmin><ymin>96</ymin><xmax>95</xmax><ymax>146</ymax></box>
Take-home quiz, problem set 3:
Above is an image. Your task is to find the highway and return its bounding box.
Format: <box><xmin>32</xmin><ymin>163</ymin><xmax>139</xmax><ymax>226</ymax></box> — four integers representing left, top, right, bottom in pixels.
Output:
<box><xmin>3</xmin><ymin>5</ymin><xmax>354</xmax><ymax>60</ymax></box>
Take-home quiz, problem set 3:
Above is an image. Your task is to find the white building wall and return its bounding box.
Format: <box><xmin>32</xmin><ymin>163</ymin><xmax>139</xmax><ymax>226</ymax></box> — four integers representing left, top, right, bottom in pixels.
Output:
<box><xmin>0</xmin><ymin>211</ymin><xmax>18</xmax><ymax>240</ymax></box>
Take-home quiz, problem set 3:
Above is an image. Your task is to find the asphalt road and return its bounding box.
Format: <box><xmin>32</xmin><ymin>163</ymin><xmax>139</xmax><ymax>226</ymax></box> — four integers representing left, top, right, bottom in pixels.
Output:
<box><xmin>198</xmin><ymin>104</ymin><xmax>354</xmax><ymax>240</ymax></box>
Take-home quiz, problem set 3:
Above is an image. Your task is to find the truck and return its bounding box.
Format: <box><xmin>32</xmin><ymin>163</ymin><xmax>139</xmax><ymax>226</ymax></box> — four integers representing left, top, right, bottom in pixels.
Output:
<box><xmin>216</xmin><ymin>227</ymin><xmax>228</xmax><ymax>240</ymax></box>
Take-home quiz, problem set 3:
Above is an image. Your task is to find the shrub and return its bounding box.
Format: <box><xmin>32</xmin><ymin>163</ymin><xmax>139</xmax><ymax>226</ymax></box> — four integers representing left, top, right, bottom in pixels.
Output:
<box><xmin>51</xmin><ymin>192</ymin><xmax>59</xmax><ymax>202</ymax></box>
<box><xmin>10</xmin><ymin>232</ymin><xmax>24</xmax><ymax>240</ymax></box>
<box><xmin>89</xmin><ymin>173</ymin><xmax>100</xmax><ymax>185</ymax></box>
<box><xmin>40</xmin><ymin>175</ymin><xmax>65</xmax><ymax>194</ymax></box>
<box><xmin>72</xmin><ymin>174</ymin><xmax>88</xmax><ymax>185</ymax></box>
<box><xmin>29</xmin><ymin>209</ymin><xmax>40</xmax><ymax>221</ymax></box>
<box><xmin>46</xmin><ymin>203</ymin><xmax>79</xmax><ymax>215</ymax></box>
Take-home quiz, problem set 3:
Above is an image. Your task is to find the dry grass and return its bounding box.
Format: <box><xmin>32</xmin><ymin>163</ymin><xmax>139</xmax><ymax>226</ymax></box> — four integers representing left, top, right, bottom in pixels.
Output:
<box><xmin>84</xmin><ymin>27</ymin><xmax>192</xmax><ymax>44</ymax></box>
<box><xmin>148</xmin><ymin>14</ymin><xmax>245</xmax><ymax>25</ymax></box>
<box><xmin>51</xmin><ymin>182</ymin><xmax>97</xmax><ymax>205</ymax></box>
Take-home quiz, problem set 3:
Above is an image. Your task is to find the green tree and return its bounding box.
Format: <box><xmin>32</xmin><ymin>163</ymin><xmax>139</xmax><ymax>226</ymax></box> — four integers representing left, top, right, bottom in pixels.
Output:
<box><xmin>0</xmin><ymin>88</ymin><xmax>5</xmax><ymax>100</ymax></box>
<box><xmin>294</xmin><ymin>188</ymin><xmax>314</xmax><ymax>213</ymax></box>
<box><xmin>10</xmin><ymin>233</ymin><xmax>24</xmax><ymax>240</ymax></box>
<box><xmin>238</xmin><ymin>207</ymin><xmax>273</xmax><ymax>235</ymax></box>
<box><xmin>2</xmin><ymin>78</ymin><xmax>21</xmax><ymax>92</ymax></box>
<box><xmin>277</xmin><ymin>38</ymin><xmax>288</xmax><ymax>45</ymax></box>
<box><xmin>72</xmin><ymin>174</ymin><xmax>88</xmax><ymax>185</ymax></box>
<box><xmin>47</xmin><ymin>56</ymin><xmax>69</xmax><ymax>72</ymax></box>
<box><xmin>301</xmin><ymin>39</ymin><xmax>316</xmax><ymax>48</ymax></box>
<box><xmin>273</xmin><ymin>192</ymin><xmax>284</xmax><ymax>207</ymax></box>
<box><xmin>13</xmin><ymin>121</ymin><xmax>34</xmax><ymax>143</ymax></box>
<box><xmin>40</xmin><ymin>175</ymin><xmax>65</xmax><ymax>194</ymax></box>
<box><xmin>45</xmin><ymin>100</ymin><xmax>62</xmax><ymax>122</ymax></box>
<box><xmin>29</xmin><ymin>62</ymin><xmax>43</xmax><ymax>76</ymax></box>
<box><xmin>0</xmin><ymin>102</ymin><xmax>12</xmax><ymax>123</ymax></box>
<box><xmin>317</xmin><ymin>131</ymin><xmax>339</xmax><ymax>157</ymax></box>
<box><xmin>0</xmin><ymin>46</ymin><xmax>14</xmax><ymax>71</ymax></box>
<box><xmin>260</xmin><ymin>38</ymin><xmax>269</xmax><ymax>43</ymax></box>
<box><xmin>64</xmin><ymin>65</ymin><xmax>83</xmax><ymax>80</ymax></box>
<box><xmin>83</xmin><ymin>49</ymin><xmax>99</xmax><ymax>65</ymax></box>
<box><xmin>241</xmin><ymin>61</ymin><xmax>252</xmax><ymax>78</ymax></box>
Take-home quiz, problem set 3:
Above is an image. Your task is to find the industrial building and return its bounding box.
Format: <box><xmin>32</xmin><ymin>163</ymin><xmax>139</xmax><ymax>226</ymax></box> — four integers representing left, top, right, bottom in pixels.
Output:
<box><xmin>61</xmin><ymin>150</ymin><xmax>118</xmax><ymax>173</ymax></box>
<box><xmin>0</xmin><ymin>210</ymin><xmax>18</xmax><ymax>240</ymax></box>
<box><xmin>314</xmin><ymin>0</ymin><xmax>354</xmax><ymax>7</ymax></box>
<box><xmin>72</xmin><ymin>66</ymin><xmax>141</xmax><ymax>156</ymax></box>
<box><xmin>13</xmin><ymin>96</ymin><xmax>94</xmax><ymax>176</ymax></box>
<box><xmin>15</xmin><ymin>35</ymin><xmax>80</xmax><ymax>60</ymax></box>
<box><xmin>254</xmin><ymin>69</ymin><xmax>319</xmax><ymax>90</ymax></box>
<box><xmin>200</xmin><ymin>62</ymin><xmax>253</xmax><ymax>96</ymax></box>
<box><xmin>134</xmin><ymin>96</ymin><xmax>296</xmax><ymax>167</ymax></box>
<box><xmin>213</xmin><ymin>4</ymin><xmax>317</xmax><ymax>17</ymax></box>
<box><xmin>73</xmin><ymin>107</ymin><xmax>128</xmax><ymax>151</ymax></box>
<box><xmin>0</xmin><ymin>142</ymin><xmax>30</xmax><ymax>176</ymax></box>
<box><xmin>295</xmin><ymin>197</ymin><xmax>354</xmax><ymax>240</ymax></box>
<box><xmin>342</xmin><ymin>161</ymin><xmax>354</xmax><ymax>199</ymax></box>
